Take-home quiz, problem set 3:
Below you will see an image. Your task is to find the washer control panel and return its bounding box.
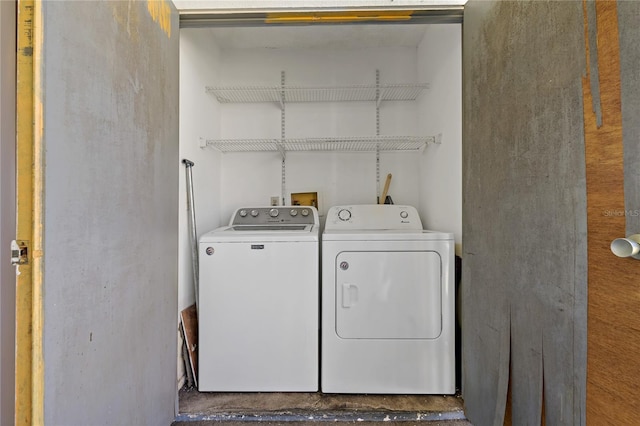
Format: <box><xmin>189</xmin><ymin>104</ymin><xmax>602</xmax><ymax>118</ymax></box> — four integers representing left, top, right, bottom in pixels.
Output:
<box><xmin>325</xmin><ymin>205</ymin><xmax>423</xmax><ymax>230</ymax></box>
<box><xmin>231</xmin><ymin>206</ymin><xmax>318</xmax><ymax>226</ymax></box>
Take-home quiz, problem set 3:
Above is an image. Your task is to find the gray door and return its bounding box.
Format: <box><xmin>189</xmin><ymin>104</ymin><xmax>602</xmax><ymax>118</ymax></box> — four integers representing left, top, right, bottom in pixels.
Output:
<box><xmin>462</xmin><ymin>1</ymin><xmax>588</xmax><ymax>425</ymax></box>
<box><xmin>40</xmin><ymin>1</ymin><xmax>179</xmax><ymax>424</ymax></box>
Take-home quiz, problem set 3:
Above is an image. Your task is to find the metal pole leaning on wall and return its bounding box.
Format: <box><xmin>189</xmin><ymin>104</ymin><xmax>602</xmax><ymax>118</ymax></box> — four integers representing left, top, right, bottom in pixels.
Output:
<box><xmin>183</xmin><ymin>159</ymin><xmax>199</xmax><ymax>311</ymax></box>
<box><xmin>281</xmin><ymin>70</ymin><xmax>286</xmax><ymax>206</ymax></box>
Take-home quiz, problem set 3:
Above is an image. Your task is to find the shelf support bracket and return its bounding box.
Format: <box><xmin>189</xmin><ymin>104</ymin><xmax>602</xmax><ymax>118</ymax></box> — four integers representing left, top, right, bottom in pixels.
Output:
<box><xmin>281</xmin><ymin>71</ymin><xmax>287</xmax><ymax>204</ymax></box>
<box><xmin>376</xmin><ymin>69</ymin><xmax>381</xmax><ymax>202</ymax></box>
<box><xmin>376</xmin><ymin>70</ymin><xmax>383</xmax><ymax>108</ymax></box>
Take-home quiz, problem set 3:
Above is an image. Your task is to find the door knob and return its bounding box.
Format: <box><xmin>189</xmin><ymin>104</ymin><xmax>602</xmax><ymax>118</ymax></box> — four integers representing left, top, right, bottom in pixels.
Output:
<box><xmin>610</xmin><ymin>234</ymin><xmax>640</xmax><ymax>260</ymax></box>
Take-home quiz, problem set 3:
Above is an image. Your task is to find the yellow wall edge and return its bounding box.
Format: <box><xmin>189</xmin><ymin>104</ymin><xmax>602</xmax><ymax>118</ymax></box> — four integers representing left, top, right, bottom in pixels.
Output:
<box><xmin>32</xmin><ymin>0</ymin><xmax>44</xmax><ymax>423</ymax></box>
<box><xmin>265</xmin><ymin>10</ymin><xmax>413</xmax><ymax>24</ymax></box>
<box><xmin>147</xmin><ymin>0</ymin><xmax>172</xmax><ymax>37</ymax></box>
<box><xmin>15</xmin><ymin>0</ymin><xmax>34</xmax><ymax>424</ymax></box>
<box><xmin>16</xmin><ymin>0</ymin><xmax>44</xmax><ymax>423</ymax></box>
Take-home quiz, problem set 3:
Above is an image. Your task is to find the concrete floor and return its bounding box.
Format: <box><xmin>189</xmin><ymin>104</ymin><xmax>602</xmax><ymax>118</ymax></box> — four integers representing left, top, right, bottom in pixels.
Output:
<box><xmin>174</xmin><ymin>422</ymin><xmax>472</xmax><ymax>426</ymax></box>
<box><xmin>174</xmin><ymin>388</ymin><xmax>472</xmax><ymax>425</ymax></box>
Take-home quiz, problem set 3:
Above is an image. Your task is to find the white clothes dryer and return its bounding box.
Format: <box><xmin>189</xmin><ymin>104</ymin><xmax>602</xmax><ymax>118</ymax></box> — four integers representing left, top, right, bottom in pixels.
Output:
<box><xmin>199</xmin><ymin>206</ymin><xmax>319</xmax><ymax>392</ymax></box>
<box><xmin>321</xmin><ymin>204</ymin><xmax>455</xmax><ymax>394</ymax></box>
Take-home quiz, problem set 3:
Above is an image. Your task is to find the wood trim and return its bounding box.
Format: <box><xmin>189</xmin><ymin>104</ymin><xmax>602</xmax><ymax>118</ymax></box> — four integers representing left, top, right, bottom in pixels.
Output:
<box><xmin>583</xmin><ymin>1</ymin><xmax>640</xmax><ymax>424</ymax></box>
<box><xmin>15</xmin><ymin>0</ymin><xmax>44</xmax><ymax>423</ymax></box>
<box><xmin>15</xmin><ymin>0</ymin><xmax>34</xmax><ymax>423</ymax></box>
<box><xmin>31</xmin><ymin>0</ymin><xmax>44</xmax><ymax>423</ymax></box>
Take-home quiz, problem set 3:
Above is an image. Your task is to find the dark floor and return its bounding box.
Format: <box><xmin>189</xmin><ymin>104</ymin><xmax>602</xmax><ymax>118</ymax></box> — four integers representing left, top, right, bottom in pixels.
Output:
<box><xmin>174</xmin><ymin>387</ymin><xmax>472</xmax><ymax>425</ymax></box>
<box><xmin>174</xmin><ymin>422</ymin><xmax>472</xmax><ymax>426</ymax></box>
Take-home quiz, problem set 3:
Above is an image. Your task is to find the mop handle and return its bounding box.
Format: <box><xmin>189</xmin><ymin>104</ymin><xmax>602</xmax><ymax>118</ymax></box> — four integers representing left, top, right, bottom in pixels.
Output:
<box><xmin>183</xmin><ymin>159</ymin><xmax>199</xmax><ymax>312</ymax></box>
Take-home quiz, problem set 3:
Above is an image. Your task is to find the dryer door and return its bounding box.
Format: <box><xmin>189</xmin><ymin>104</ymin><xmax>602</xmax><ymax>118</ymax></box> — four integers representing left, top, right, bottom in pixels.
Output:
<box><xmin>335</xmin><ymin>250</ymin><xmax>442</xmax><ymax>339</ymax></box>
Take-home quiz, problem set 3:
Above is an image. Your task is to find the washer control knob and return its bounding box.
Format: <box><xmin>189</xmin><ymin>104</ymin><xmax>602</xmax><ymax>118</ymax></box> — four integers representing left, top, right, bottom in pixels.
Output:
<box><xmin>250</xmin><ymin>209</ymin><xmax>259</xmax><ymax>217</ymax></box>
<box><xmin>289</xmin><ymin>209</ymin><xmax>298</xmax><ymax>217</ymax></box>
<box><xmin>338</xmin><ymin>209</ymin><xmax>351</xmax><ymax>221</ymax></box>
<box><xmin>239</xmin><ymin>209</ymin><xmax>248</xmax><ymax>217</ymax></box>
<box><xmin>400</xmin><ymin>210</ymin><xmax>409</xmax><ymax>219</ymax></box>
<box><xmin>301</xmin><ymin>209</ymin><xmax>310</xmax><ymax>217</ymax></box>
<box><xmin>269</xmin><ymin>208</ymin><xmax>279</xmax><ymax>218</ymax></box>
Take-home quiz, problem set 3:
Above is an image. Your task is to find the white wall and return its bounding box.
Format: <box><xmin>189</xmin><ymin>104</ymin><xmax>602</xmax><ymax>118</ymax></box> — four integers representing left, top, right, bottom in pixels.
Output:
<box><xmin>0</xmin><ymin>1</ymin><xmax>16</xmax><ymax>423</ymax></box>
<box><xmin>216</xmin><ymin>46</ymin><xmax>421</xmax><ymax>221</ymax></box>
<box><xmin>417</xmin><ymin>24</ymin><xmax>462</xmax><ymax>253</ymax></box>
<box><xmin>179</xmin><ymin>29</ymin><xmax>223</xmax><ymax>312</ymax></box>
<box><xmin>177</xmin><ymin>24</ymin><xmax>463</xmax><ymax>308</ymax></box>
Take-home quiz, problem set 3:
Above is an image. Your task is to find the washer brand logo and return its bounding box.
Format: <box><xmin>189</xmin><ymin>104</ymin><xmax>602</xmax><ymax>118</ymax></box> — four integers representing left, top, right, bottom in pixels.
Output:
<box><xmin>205</xmin><ymin>247</ymin><xmax>214</xmax><ymax>255</ymax></box>
<box><xmin>339</xmin><ymin>261</ymin><xmax>349</xmax><ymax>270</ymax></box>
<box><xmin>251</xmin><ymin>245</ymin><xmax>265</xmax><ymax>250</ymax></box>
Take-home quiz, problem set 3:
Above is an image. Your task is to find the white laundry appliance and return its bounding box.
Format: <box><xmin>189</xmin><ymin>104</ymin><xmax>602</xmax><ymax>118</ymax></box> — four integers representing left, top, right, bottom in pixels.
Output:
<box><xmin>198</xmin><ymin>206</ymin><xmax>319</xmax><ymax>392</ymax></box>
<box><xmin>321</xmin><ymin>204</ymin><xmax>455</xmax><ymax>394</ymax></box>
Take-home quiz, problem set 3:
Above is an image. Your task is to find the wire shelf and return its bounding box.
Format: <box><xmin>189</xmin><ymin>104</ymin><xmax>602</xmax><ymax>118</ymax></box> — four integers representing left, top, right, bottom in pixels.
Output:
<box><xmin>205</xmin><ymin>84</ymin><xmax>430</xmax><ymax>104</ymax></box>
<box><xmin>203</xmin><ymin>135</ymin><xmax>441</xmax><ymax>154</ymax></box>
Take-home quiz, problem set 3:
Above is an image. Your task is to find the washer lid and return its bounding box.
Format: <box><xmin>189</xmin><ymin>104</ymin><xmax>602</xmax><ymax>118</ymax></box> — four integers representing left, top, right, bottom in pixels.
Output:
<box><xmin>200</xmin><ymin>225</ymin><xmax>319</xmax><ymax>243</ymax></box>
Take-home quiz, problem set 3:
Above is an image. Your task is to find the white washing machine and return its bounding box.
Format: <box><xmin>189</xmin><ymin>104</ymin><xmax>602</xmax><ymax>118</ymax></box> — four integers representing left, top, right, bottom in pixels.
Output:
<box><xmin>322</xmin><ymin>204</ymin><xmax>455</xmax><ymax>394</ymax></box>
<box><xmin>199</xmin><ymin>206</ymin><xmax>319</xmax><ymax>392</ymax></box>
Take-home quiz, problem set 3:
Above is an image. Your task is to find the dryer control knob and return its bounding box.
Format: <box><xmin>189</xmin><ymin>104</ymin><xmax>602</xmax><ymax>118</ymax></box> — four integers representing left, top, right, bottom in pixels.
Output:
<box><xmin>301</xmin><ymin>209</ymin><xmax>310</xmax><ymax>217</ymax></box>
<box><xmin>289</xmin><ymin>209</ymin><xmax>298</xmax><ymax>217</ymax></box>
<box><xmin>250</xmin><ymin>209</ymin><xmax>259</xmax><ymax>217</ymax></box>
<box><xmin>269</xmin><ymin>208</ymin><xmax>279</xmax><ymax>218</ymax></box>
<box><xmin>400</xmin><ymin>210</ymin><xmax>409</xmax><ymax>219</ymax></box>
<box><xmin>239</xmin><ymin>209</ymin><xmax>248</xmax><ymax>217</ymax></box>
<box><xmin>338</xmin><ymin>209</ymin><xmax>351</xmax><ymax>221</ymax></box>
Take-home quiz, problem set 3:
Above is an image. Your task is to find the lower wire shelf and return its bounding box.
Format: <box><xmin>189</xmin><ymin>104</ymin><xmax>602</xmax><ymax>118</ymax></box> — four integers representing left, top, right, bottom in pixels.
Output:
<box><xmin>200</xmin><ymin>135</ymin><xmax>442</xmax><ymax>154</ymax></box>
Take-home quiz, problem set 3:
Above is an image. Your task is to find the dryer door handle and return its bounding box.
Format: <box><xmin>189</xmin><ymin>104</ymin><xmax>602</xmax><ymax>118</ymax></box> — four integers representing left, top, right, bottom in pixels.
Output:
<box><xmin>342</xmin><ymin>283</ymin><xmax>359</xmax><ymax>308</ymax></box>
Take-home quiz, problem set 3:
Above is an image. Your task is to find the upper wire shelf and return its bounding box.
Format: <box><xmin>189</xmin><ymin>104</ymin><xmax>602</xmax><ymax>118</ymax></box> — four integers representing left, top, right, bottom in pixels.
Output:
<box><xmin>201</xmin><ymin>135</ymin><xmax>441</xmax><ymax>155</ymax></box>
<box><xmin>205</xmin><ymin>84</ymin><xmax>430</xmax><ymax>104</ymax></box>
